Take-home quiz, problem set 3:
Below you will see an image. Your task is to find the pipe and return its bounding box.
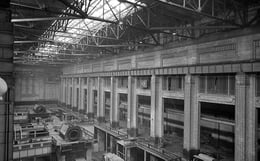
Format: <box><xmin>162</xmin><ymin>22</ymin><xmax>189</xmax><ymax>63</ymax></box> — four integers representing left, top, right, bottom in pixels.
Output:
<box><xmin>12</xmin><ymin>15</ymin><xmax>116</xmax><ymax>24</ymax></box>
<box><xmin>14</xmin><ymin>40</ymin><xmax>154</xmax><ymax>47</ymax></box>
<box><xmin>11</xmin><ymin>16</ymin><xmax>80</xmax><ymax>22</ymax></box>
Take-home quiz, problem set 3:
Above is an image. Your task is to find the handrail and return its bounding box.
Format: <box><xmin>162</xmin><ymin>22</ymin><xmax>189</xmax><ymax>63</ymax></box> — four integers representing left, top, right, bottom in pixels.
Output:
<box><xmin>95</xmin><ymin>123</ymin><xmax>128</xmax><ymax>138</ymax></box>
<box><xmin>135</xmin><ymin>139</ymin><xmax>182</xmax><ymax>161</ymax></box>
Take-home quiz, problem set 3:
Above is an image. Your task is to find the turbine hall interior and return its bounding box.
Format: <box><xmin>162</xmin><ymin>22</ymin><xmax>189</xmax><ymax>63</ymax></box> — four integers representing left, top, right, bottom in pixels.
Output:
<box><xmin>1</xmin><ymin>0</ymin><xmax>260</xmax><ymax>161</ymax></box>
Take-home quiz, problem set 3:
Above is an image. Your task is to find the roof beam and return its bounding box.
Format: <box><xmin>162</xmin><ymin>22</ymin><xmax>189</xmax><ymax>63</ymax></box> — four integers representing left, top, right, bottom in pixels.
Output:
<box><xmin>156</xmin><ymin>0</ymin><xmax>243</xmax><ymax>27</ymax></box>
<box><xmin>57</xmin><ymin>0</ymin><xmax>87</xmax><ymax>18</ymax></box>
<box><xmin>12</xmin><ymin>15</ymin><xmax>116</xmax><ymax>24</ymax></box>
<box><xmin>14</xmin><ymin>40</ymin><xmax>154</xmax><ymax>47</ymax></box>
<box><xmin>14</xmin><ymin>50</ymin><xmax>97</xmax><ymax>56</ymax></box>
<box><xmin>150</xmin><ymin>26</ymin><xmax>238</xmax><ymax>30</ymax></box>
<box><xmin>11</xmin><ymin>16</ymin><xmax>80</xmax><ymax>22</ymax></box>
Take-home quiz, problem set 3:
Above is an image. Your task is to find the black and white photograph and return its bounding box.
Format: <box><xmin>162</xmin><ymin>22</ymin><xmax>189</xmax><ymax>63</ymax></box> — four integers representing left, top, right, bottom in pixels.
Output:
<box><xmin>0</xmin><ymin>0</ymin><xmax>260</xmax><ymax>161</ymax></box>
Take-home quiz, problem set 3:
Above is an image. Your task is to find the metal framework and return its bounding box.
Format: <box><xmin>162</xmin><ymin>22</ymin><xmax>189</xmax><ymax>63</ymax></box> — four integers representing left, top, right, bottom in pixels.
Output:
<box><xmin>11</xmin><ymin>0</ymin><xmax>260</xmax><ymax>65</ymax></box>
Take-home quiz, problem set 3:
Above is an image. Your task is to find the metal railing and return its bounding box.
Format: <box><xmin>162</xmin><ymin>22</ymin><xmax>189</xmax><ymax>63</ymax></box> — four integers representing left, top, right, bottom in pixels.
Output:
<box><xmin>95</xmin><ymin>122</ymin><xmax>128</xmax><ymax>139</ymax></box>
<box><xmin>13</xmin><ymin>140</ymin><xmax>52</xmax><ymax>159</ymax></box>
<box><xmin>135</xmin><ymin>138</ymin><xmax>182</xmax><ymax>161</ymax></box>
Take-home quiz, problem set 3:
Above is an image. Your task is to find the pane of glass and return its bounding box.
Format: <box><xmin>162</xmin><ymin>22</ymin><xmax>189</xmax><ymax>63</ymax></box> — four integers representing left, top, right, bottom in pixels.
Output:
<box><xmin>216</xmin><ymin>76</ymin><xmax>228</xmax><ymax>94</ymax></box>
<box><xmin>199</xmin><ymin>76</ymin><xmax>206</xmax><ymax>93</ymax></box>
<box><xmin>229</xmin><ymin>76</ymin><xmax>235</xmax><ymax>95</ymax></box>
<box><xmin>257</xmin><ymin>76</ymin><xmax>260</xmax><ymax>96</ymax></box>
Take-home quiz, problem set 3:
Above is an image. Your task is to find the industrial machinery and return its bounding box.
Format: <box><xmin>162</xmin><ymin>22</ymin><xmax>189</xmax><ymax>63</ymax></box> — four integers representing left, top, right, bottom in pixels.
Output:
<box><xmin>192</xmin><ymin>154</ymin><xmax>218</xmax><ymax>161</ymax></box>
<box><xmin>29</xmin><ymin>104</ymin><xmax>51</xmax><ymax>121</ymax></box>
<box><xmin>59</xmin><ymin>123</ymin><xmax>83</xmax><ymax>141</ymax></box>
<box><xmin>14</xmin><ymin>123</ymin><xmax>49</xmax><ymax>141</ymax></box>
<box><xmin>103</xmin><ymin>153</ymin><xmax>124</xmax><ymax>161</ymax></box>
<box><xmin>14</xmin><ymin>111</ymin><xmax>28</xmax><ymax>123</ymax></box>
<box><xmin>33</xmin><ymin>104</ymin><xmax>47</xmax><ymax>114</ymax></box>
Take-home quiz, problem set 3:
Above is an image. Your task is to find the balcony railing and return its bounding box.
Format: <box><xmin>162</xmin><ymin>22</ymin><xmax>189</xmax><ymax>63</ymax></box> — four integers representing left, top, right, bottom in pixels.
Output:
<box><xmin>13</xmin><ymin>140</ymin><xmax>52</xmax><ymax>159</ymax></box>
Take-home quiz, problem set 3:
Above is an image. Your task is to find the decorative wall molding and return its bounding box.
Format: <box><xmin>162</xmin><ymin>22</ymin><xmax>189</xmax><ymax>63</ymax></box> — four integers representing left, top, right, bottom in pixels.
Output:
<box><xmin>197</xmin><ymin>43</ymin><xmax>236</xmax><ymax>54</ymax></box>
<box><xmin>117</xmin><ymin>59</ymin><xmax>131</xmax><ymax>70</ymax></box>
<box><xmin>92</xmin><ymin>63</ymin><xmax>101</xmax><ymax>72</ymax></box>
<box><xmin>161</xmin><ymin>50</ymin><xmax>188</xmax><ymax>67</ymax></box>
<box><xmin>103</xmin><ymin>61</ymin><xmax>115</xmax><ymax>71</ymax></box>
<box><xmin>62</xmin><ymin>33</ymin><xmax>260</xmax><ymax>77</ymax></box>
<box><xmin>136</xmin><ymin>55</ymin><xmax>155</xmax><ymax>68</ymax></box>
<box><xmin>198</xmin><ymin>43</ymin><xmax>237</xmax><ymax>63</ymax></box>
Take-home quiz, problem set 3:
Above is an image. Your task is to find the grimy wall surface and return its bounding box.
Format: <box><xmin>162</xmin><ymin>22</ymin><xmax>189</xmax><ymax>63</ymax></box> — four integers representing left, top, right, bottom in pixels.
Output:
<box><xmin>14</xmin><ymin>65</ymin><xmax>60</xmax><ymax>105</ymax></box>
<box><xmin>63</xmin><ymin>27</ymin><xmax>260</xmax><ymax>76</ymax></box>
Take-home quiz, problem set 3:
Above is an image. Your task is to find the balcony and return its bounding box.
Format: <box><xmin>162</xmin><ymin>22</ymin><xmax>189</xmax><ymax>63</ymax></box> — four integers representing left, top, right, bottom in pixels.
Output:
<box><xmin>13</xmin><ymin>140</ymin><xmax>52</xmax><ymax>159</ymax></box>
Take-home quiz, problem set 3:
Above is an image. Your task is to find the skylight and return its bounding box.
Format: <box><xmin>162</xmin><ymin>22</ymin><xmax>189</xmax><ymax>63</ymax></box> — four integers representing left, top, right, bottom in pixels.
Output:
<box><xmin>36</xmin><ymin>0</ymin><xmax>145</xmax><ymax>60</ymax></box>
<box><xmin>52</xmin><ymin>0</ymin><xmax>138</xmax><ymax>43</ymax></box>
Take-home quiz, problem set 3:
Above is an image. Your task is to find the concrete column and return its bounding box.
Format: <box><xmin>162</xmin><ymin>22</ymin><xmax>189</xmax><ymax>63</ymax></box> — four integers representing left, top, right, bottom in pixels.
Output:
<box><xmin>67</xmin><ymin>79</ymin><xmax>70</xmax><ymax>107</ymax></box>
<box><xmin>127</xmin><ymin>76</ymin><xmax>138</xmax><ymax>137</ymax></box>
<box><xmin>126</xmin><ymin>148</ymin><xmax>131</xmax><ymax>161</ymax></box>
<box><xmin>70</xmin><ymin>78</ymin><xmax>74</xmax><ymax>108</ymax></box>
<box><xmin>62</xmin><ymin>79</ymin><xmax>65</xmax><ymax>104</ymax></box>
<box><xmin>111</xmin><ymin>77</ymin><xmax>119</xmax><ymax>128</ymax></box>
<box><xmin>235</xmin><ymin>73</ymin><xmax>247</xmax><ymax>161</ymax></box>
<box><xmin>235</xmin><ymin>73</ymin><xmax>257</xmax><ymax>161</ymax></box>
<box><xmin>69</xmin><ymin>82</ymin><xmax>73</xmax><ymax>108</ymax></box>
<box><xmin>64</xmin><ymin>79</ymin><xmax>67</xmax><ymax>105</ymax></box>
<box><xmin>65</xmin><ymin>78</ymin><xmax>68</xmax><ymax>105</ymax></box>
<box><xmin>183</xmin><ymin>74</ymin><xmax>200</xmax><ymax>159</ymax></box>
<box><xmin>86</xmin><ymin>145</ymin><xmax>93</xmax><ymax>161</ymax></box>
<box><xmin>70</xmin><ymin>80</ymin><xmax>73</xmax><ymax>109</ymax></box>
<box><xmin>79</xmin><ymin>78</ymin><xmax>83</xmax><ymax>112</ymax></box>
<box><xmin>60</xmin><ymin>79</ymin><xmax>63</xmax><ymax>103</ymax></box>
<box><xmin>97</xmin><ymin>130</ymin><xmax>105</xmax><ymax>151</ymax></box>
<box><xmin>245</xmin><ymin>74</ymin><xmax>256</xmax><ymax>161</ymax></box>
<box><xmin>150</xmin><ymin>75</ymin><xmax>163</xmax><ymax>140</ymax></box>
<box><xmin>0</xmin><ymin>3</ymin><xmax>14</xmax><ymax>161</ymax></box>
<box><xmin>97</xmin><ymin>77</ymin><xmax>105</xmax><ymax>122</ymax></box>
<box><xmin>61</xmin><ymin>79</ymin><xmax>63</xmax><ymax>103</ymax></box>
<box><xmin>73</xmin><ymin>78</ymin><xmax>77</xmax><ymax>110</ymax></box>
<box><xmin>87</xmin><ymin>77</ymin><xmax>94</xmax><ymax>119</ymax></box>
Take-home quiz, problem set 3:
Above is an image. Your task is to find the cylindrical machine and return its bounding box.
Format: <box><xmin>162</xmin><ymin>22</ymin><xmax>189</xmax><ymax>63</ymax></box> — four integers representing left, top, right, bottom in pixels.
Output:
<box><xmin>59</xmin><ymin>124</ymin><xmax>82</xmax><ymax>141</ymax></box>
<box><xmin>33</xmin><ymin>104</ymin><xmax>46</xmax><ymax>114</ymax></box>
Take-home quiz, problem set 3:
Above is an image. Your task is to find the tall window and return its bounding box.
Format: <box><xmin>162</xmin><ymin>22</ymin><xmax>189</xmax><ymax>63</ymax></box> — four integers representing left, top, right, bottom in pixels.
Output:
<box><xmin>83</xmin><ymin>78</ymin><xmax>88</xmax><ymax>85</ymax></box>
<box><xmin>104</xmin><ymin>77</ymin><xmax>111</xmax><ymax>88</ymax></box>
<box><xmin>163</xmin><ymin>75</ymin><xmax>184</xmax><ymax>91</ymax></box>
<box><xmin>118</xmin><ymin>77</ymin><xmax>128</xmax><ymax>88</ymax></box>
<box><xmin>199</xmin><ymin>75</ymin><xmax>235</xmax><ymax>95</ymax></box>
<box><xmin>74</xmin><ymin>78</ymin><xmax>79</xmax><ymax>84</ymax></box>
<box><xmin>92</xmin><ymin>78</ymin><xmax>98</xmax><ymax>88</ymax></box>
<box><xmin>257</xmin><ymin>75</ymin><xmax>260</xmax><ymax>97</ymax></box>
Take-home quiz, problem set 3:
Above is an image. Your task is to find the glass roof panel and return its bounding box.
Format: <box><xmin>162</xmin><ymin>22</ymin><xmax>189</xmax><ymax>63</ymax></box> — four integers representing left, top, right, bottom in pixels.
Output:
<box><xmin>39</xmin><ymin>0</ymin><xmax>144</xmax><ymax>55</ymax></box>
